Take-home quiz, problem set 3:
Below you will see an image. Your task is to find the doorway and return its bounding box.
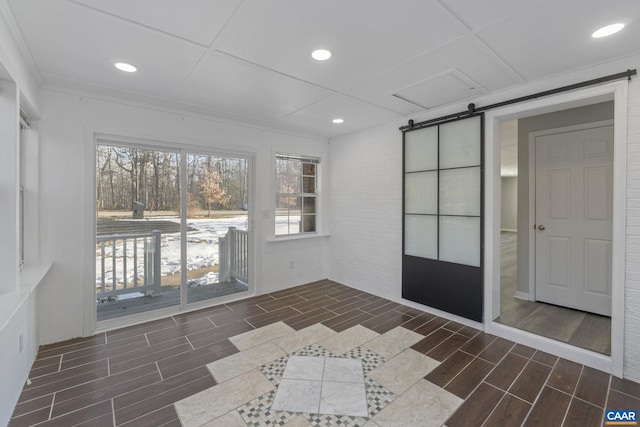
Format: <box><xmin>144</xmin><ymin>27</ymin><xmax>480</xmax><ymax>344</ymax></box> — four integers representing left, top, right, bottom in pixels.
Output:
<box><xmin>485</xmin><ymin>81</ymin><xmax>627</xmax><ymax>376</ymax></box>
<box><xmin>94</xmin><ymin>140</ymin><xmax>251</xmax><ymax>325</ymax></box>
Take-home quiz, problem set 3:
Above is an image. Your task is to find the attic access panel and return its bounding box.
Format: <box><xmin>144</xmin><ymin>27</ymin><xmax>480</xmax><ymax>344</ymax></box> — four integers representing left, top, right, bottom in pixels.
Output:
<box><xmin>402</xmin><ymin>114</ymin><xmax>484</xmax><ymax>322</ymax></box>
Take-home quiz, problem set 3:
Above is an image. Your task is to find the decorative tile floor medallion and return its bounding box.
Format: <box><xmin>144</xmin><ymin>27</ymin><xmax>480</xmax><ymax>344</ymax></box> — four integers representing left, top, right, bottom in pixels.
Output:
<box><xmin>239</xmin><ymin>344</ymin><xmax>396</xmax><ymax>427</ymax></box>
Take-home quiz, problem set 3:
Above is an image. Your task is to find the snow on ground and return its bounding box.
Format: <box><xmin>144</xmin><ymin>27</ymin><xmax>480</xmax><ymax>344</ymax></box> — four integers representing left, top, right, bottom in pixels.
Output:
<box><xmin>96</xmin><ymin>216</ymin><xmax>248</xmax><ymax>294</ymax></box>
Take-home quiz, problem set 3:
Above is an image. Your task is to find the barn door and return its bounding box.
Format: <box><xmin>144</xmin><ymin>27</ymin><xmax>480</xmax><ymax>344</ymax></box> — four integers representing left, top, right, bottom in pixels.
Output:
<box><xmin>402</xmin><ymin>114</ymin><xmax>484</xmax><ymax>321</ymax></box>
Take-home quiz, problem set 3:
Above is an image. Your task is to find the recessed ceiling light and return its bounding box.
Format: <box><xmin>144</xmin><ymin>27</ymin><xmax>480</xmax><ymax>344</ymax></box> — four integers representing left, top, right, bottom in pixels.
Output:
<box><xmin>115</xmin><ymin>62</ymin><xmax>137</xmax><ymax>73</ymax></box>
<box><xmin>332</xmin><ymin>118</ymin><xmax>344</xmax><ymax>124</ymax></box>
<box><xmin>312</xmin><ymin>49</ymin><xmax>332</xmax><ymax>61</ymax></box>
<box><xmin>592</xmin><ymin>23</ymin><xmax>625</xmax><ymax>38</ymax></box>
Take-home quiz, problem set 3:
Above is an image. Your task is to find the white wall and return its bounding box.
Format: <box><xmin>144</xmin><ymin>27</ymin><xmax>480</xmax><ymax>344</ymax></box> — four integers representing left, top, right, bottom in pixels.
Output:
<box><xmin>500</xmin><ymin>177</ymin><xmax>517</xmax><ymax>231</ymax></box>
<box><xmin>37</xmin><ymin>89</ymin><xmax>330</xmax><ymax>344</ymax></box>
<box><xmin>328</xmin><ymin>55</ymin><xmax>640</xmax><ymax>381</ymax></box>
<box><xmin>0</xmin><ymin>6</ymin><xmax>43</xmax><ymax>425</ymax></box>
<box><xmin>328</xmin><ymin>125</ymin><xmax>402</xmax><ymax>301</ymax></box>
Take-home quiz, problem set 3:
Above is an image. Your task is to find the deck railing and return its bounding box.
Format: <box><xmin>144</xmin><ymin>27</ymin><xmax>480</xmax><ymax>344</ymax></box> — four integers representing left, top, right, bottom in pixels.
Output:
<box><xmin>96</xmin><ymin>230</ymin><xmax>162</xmax><ymax>299</ymax></box>
<box><xmin>219</xmin><ymin>227</ymin><xmax>248</xmax><ymax>283</ymax></box>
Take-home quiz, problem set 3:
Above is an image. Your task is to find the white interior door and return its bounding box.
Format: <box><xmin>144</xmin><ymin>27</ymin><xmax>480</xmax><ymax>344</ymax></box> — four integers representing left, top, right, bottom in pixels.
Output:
<box><xmin>535</xmin><ymin>124</ymin><xmax>613</xmax><ymax>316</ymax></box>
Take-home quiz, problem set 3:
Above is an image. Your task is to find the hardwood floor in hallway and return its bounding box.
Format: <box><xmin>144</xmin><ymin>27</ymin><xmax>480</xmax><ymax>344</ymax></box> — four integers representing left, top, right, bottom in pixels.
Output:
<box><xmin>496</xmin><ymin>232</ymin><xmax>611</xmax><ymax>355</ymax></box>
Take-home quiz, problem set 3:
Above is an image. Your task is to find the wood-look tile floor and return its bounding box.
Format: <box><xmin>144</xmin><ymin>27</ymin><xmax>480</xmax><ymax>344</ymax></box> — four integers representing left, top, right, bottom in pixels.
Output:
<box><xmin>9</xmin><ymin>279</ymin><xmax>640</xmax><ymax>427</ymax></box>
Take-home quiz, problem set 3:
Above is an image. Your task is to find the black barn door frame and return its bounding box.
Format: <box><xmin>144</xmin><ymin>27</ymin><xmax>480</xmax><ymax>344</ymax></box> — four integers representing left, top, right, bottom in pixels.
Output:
<box><xmin>402</xmin><ymin>113</ymin><xmax>484</xmax><ymax>322</ymax></box>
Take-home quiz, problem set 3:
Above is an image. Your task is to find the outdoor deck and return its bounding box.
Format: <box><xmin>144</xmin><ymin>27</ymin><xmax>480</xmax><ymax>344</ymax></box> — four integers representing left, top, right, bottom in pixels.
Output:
<box><xmin>97</xmin><ymin>281</ymin><xmax>249</xmax><ymax>322</ymax></box>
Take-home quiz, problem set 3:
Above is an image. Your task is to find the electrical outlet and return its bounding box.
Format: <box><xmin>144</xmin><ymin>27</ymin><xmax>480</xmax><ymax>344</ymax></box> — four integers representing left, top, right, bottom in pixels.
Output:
<box><xmin>19</xmin><ymin>333</ymin><xmax>23</xmax><ymax>353</ymax></box>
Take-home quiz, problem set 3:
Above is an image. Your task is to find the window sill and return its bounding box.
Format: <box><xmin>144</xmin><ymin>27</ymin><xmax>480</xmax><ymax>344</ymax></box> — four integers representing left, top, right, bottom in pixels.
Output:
<box><xmin>0</xmin><ymin>262</ymin><xmax>52</xmax><ymax>332</ymax></box>
<box><xmin>267</xmin><ymin>233</ymin><xmax>330</xmax><ymax>243</ymax></box>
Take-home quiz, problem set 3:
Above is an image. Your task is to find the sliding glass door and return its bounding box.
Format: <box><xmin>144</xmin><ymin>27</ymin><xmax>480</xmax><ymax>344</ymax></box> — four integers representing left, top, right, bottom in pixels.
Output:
<box><xmin>95</xmin><ymin>141</ymin><xmax>250</xmax><ymax>323</ymax></box>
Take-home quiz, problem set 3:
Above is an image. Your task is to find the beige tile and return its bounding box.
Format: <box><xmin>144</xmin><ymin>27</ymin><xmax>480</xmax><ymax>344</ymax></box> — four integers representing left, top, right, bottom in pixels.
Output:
<box><xmin>368</xmin><ymin>349</ymin><xmax>440</xmax><ymax>394</ymax></box>
<box><xmin>283</xmin><ymin>415</ymin><xmax>313</xmax><ymax>427</ymax></box>
<box><xmin>363</xmin><ymin>326</ymin><xmax>423</xmax><ymax>359</ymax></box>
<box><xmin>362</xmin><ymin>422</ymin><xmax>381</xmax><ymax>427</ymax></box>
<box><xmin>373</xmin><ymin>379</ymin><xmax>462</xmax><ymax>427</ymax></box>
<box><xmin>207</xmin><ymin>342</ymin><xmax>286</xmax><ymax>383</ymax></box>
<box><xmin>175</xmin><ymin>369</ymin><xmax>274</xmax><ymax>427</ymax></box>
<box><xmin>272</xmin><ymin>323</ymin><xmax>337</xmax><ymax>354</ymax></box>
<box><xmin>230</xmin><ymin>321</ymin><xmax>295</xmax><ymax>351</ymax></box>
<box><xmin>200</xmin><ymin>410</ymin><xmax>246</xmax><ymax>427</ymax></box>
<box><xmin>316</xmin><ymin>324</ymin><xmax>379</xmax><ymax>356</ymax></box>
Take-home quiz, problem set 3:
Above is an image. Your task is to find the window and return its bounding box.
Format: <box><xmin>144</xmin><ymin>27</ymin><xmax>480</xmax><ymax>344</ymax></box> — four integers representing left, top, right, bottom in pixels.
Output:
<box><xmin>275</xmin><ymin>154</ymin><xmax>319</xmax><ymax>236</ymax></box>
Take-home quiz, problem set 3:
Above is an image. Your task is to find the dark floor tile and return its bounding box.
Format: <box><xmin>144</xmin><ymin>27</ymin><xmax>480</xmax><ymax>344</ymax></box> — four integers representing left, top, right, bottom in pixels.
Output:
<box><xmin>426</xmin><ymin>333</ymin><xmax>471</xmax><ymax>362</ymax></box>
<box><xmin>244</xmin><ymin>306</ymin><xmax>301</xmax><ymax>329</ymax></box>
<box><xmin>446</xmin><ymin>382</ymin><xmax>504</xmax><ymax>427</ymax></box>
<box><xmin>73</xmin><ymin>412</ymin><xmax>114</xmax><ymax>427</ymax></box>
<box><xmin>60</xmin><ymin>334</ymin><xmax>149</xmax><ymax>370</ymax></box>
<box><xmin>54</xmin><ymin>363</ymin><xmax>159</xmax><ymax>404</ymax></box>
<box><xmin>411</xmin><ymin>328</ymin><xmax>453</xmax><ymax>355</ymax></box>
<box><xmin>172</xmin><ymin>304</ymin><xmax>232</xmax><ymax>325</ymax></box>
<box><xmin>284</xmin><ymin>308</ymin><xmax>337</xmax><ymax>330</ymax></box>
<box><xmin>360</xmin><ymin>311</ymin><xmax>413</xmax><ymax>334</ymax></box>
<box><xmin>414</xmin><ymin>316</ymin><xmax>449</xmax><ymax>336</ymax></box>
<box><xmin>113</xmin><ymin>366</ymin><xmax>211</xmax><ymax>412</ymax></box>
<box><xmin>459</xmin><ymin>332</ymin><xmax>497</xmax><ymax>356</ymax></box>
<box><xmin>11</xmin><ymin>394</ymin><xmax>53</xmax><ymax>419</ymax></box>
<box><xmin>392</xmin><ymin>305</ymin><xmax>425</xmax><ymax>317</ymax></box>
<box><xmin>110</xmin><ymin>340</ymin><xmax>192</xmax><ymax>375</ymax></box>
<box><xmin>146</xmin><ymin>317</ymin><xmax>215</xmax><ymax>346</ymax></box>
<box><xmin>31</xmin><ymin>355</ymin><xmax>62</xmax><ymax>371</ymax></box>
<box><xmin>425</xmin><ymin>351</ymin><xmax>474</xmax><ymax>388</ymax></box>
<box><xmin>457</xmin><ymin>326</ymin><xmax>480</xmax><ymax>338</ymax></box>
<box><xmin>187</xmin><ymin>319</ymin><xmax>254</xmax><ymax>348</ymax></box>
<box><xmin>29</xmin><ymin>362</ymin><xmax>60</xmax><ymax>380</ymax></box>
<box><xmin>546</xmin><ymin>358</ymin><xmax>583</xmax><ymax>394</ymax></box>
<box><xmin>484</xmin><ymin>352</ymin><xmax>528</xmax><ymax>390</ymax></box>
<box><xmin>563</xmin><ymin>398</ymin><xmax>604</xmax><ymax>427</ymax></box>
<box><xmin>106</xmin><ymin>317</ymin><xmax>177</xmax><ymax>343</ymax></box>
<box><xmin>36</xmin><ymin>400</ymin><xmax>113</xmax><ymax>427</ymax></box>
<box><xmin>400</xmin><ymin>312</ymin><xmax>436</xmax><ymax>331</ymax></box>
<box><xmin>482</xmin><ymin>394</ymin><xmax>530</xmax><ymax>427</ymax></box>
<box><xmin>36</xmin><ymin>334</ymin><xmax>106</xmax><ymax>359</ymax></box>
<box><xmin>115</xmin><ymin>373</ymin><xmax>214</xmax><ymax>425</ymax></box>
<box><xmin>606</xmin><ymin>389</ymin><xmax>640</xmax><ymax>411</ymax></box>
<box><xmin>257</xmin><ymin>294</ymin><xmax>307</xmax><ymax>312</ymax></box>
<box><xmin>322</xmin><ymin>309</ymin><xmax>369</xmax><ymax>330</ymax></box>
<box><xmin>445</xmin><ymin>357</ymin><xmax>494</xmax><ymax>399</ymax></box>
<box><xmin>531</xmin><ymin>350</ymin><xmax>558</xmax><ymax>366</ymax></box>
<box><xmin>610</xmin><ymin>376</ymin><xmax>640</xmax><ymax>399</ymax></box>
<box><xmin>325</xmin><ymin>286</ymin><xmax>369</xmax><ymax>302</ymax></box>
<box><xmin>225</xmin><ymin>293</ymin><xmax>275</xmax><ymax>307</ymax></box>
<box><xmin>511</xmin><ymin>343</ymin><xmax>536</xmax><ymax>358</ymax></box>
<box><xmin>322</xmin><ymin>296</ymin><xmax>369</xmax><ymax>315</ymax></box>
<box><xmin>442</xmin><ymin>321</ymin><xmax>466</xmax><ymax>333</ymax></box>
<box><xmin>18</xmin><ymin>360</ymin><xmax>109</xmax><ymax>403</ymax></box>
<box><xmin>575</xmin><ymin>366</ymin><xmax>610</xmax><ymax>407</ymax></box>
<box><xmin>52</xmin><ymin>370</ymin><xmax>160</xmax><ymax>418</ymax></box>
<box><xmin>508</xmin><ymin>360</ymin><xmax>552</xmax><ymax>403</ymax></box>
<box><xmin>157</xmin><ymin>339</ymin><xmax>237</xmax><ymax>379</ymax></box>
<box><xmin>358</xmin><ymin>298</ymin><xmax>398</xmax><ymax>315</ymax></box>
<box><xmin>8</xmin><ymin>406</ymin><xmax>51</xmax><ymax>427</ymax></box>
<box><xmin>366</xmin><ymin>301</ymin><xmax>403</xmax><ymax>317</ymax></box>
<box><xmin>477</xmin><ymin>337</ymin><xmax>514</xmax><ymax>364</ymax></box>
<box><xmin>290</xmin><ymin>296</ymin><xmax>337</xmax><ymax>314</ymax></box>
<box><xmin>118</xmin><ymin>404</ymin><xmax>179</xmax><ymax>427</ymax></box>
<box><xmin>522</xmin><ymin>386</ymin><xmax>571</xmax><ymax>427</ymax></box>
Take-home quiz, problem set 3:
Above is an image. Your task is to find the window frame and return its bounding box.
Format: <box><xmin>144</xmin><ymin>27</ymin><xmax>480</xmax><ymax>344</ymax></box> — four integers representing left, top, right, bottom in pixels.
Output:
<box><xmin>274</xmin><ymin>153</ymin><xmax>320</xmax><ymax>237</ymax></box>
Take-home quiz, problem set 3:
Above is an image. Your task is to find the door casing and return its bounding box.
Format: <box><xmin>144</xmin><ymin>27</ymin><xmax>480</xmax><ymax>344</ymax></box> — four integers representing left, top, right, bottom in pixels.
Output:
<box><xmin>484</xmin><ymin>80</ymin><xmax>627</xmax><ymax>377</ymax></box>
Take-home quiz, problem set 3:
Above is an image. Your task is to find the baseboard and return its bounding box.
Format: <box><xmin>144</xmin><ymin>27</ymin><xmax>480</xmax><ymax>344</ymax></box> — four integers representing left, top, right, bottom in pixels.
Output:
<box><xmin>501</xmin><ymin>228</ymin><xmax>517</xmax><ymax>233</ymax></box>
<box><xmin>514</xmin><ymin>291</ymin><xmax>529</xmax><ymax>301</ymax></box>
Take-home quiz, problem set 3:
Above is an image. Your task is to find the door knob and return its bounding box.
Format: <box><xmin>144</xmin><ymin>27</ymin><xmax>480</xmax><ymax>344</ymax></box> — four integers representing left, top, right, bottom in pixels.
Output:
<box><xmin>537</xmin><ymin>225</ymin><xmax>546</xmax><ymax>231</ymax></box>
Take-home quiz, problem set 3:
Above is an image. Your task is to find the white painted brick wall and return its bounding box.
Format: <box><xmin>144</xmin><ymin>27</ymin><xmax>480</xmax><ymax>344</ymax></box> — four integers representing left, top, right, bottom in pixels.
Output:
<box><xmin>625</xmin><ymin>77</ymin><xmax>640</xmax><ymax>381</ymax></box>
<box><xmin>328</xmin><ymin>125</ymin><xmax>403</xmax><ymax>301</ymax></box>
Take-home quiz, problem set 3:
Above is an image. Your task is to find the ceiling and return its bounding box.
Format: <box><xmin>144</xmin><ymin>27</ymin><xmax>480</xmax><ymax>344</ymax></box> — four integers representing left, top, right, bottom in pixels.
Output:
<box><xmin>4</xmin><ymin>0</ymin><xmax>640</xmax><ymax>138</ymax></box>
